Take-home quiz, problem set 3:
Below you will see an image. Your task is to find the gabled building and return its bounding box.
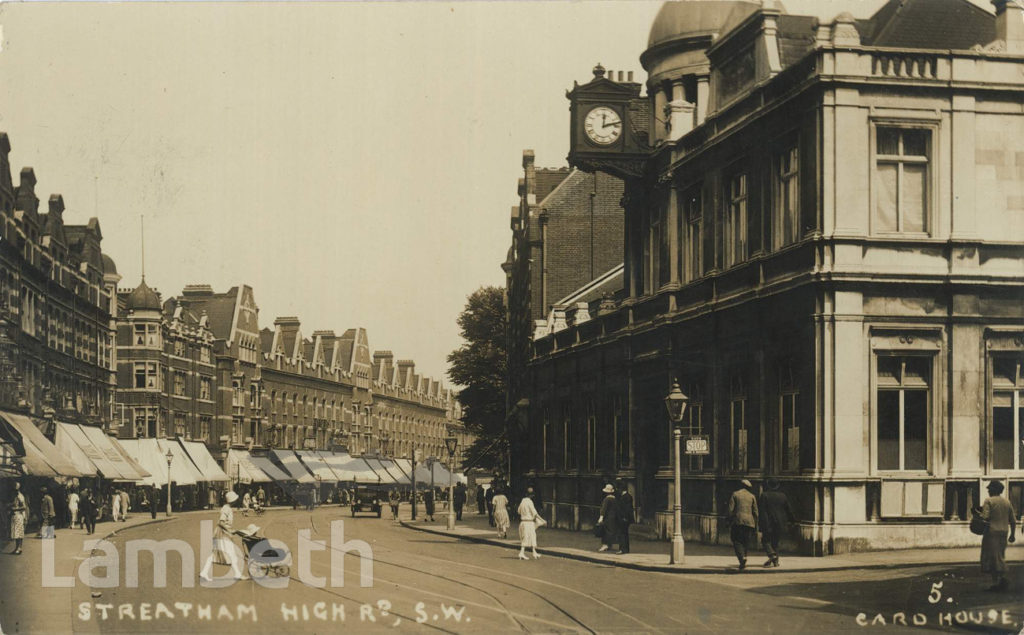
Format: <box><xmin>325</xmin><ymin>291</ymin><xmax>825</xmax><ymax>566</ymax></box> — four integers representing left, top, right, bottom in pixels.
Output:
<box><xmin>114</xmin><ymin>279</ymin><xmax>216</xmax><ymax>442</ymax></box>
<box><xmin>516</xmin><ymin>0</ymin><xmax>1024</xmax><ymax>553</ymax></box>
<box><xmin>0</xmin><ymin>134</ymin><xmax>119</xmax><ymax>425</ymax></box>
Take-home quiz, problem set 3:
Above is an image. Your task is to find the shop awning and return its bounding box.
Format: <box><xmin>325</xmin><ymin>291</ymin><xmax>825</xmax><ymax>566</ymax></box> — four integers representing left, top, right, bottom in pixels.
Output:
<box><xmin>180</xmin><ymin>440</ymin><xmax>229</xmax><ymax>482</ymax></box>
<box><xmin>117</xmin><ymin>439</ymin><xmax>166</xmax><ymax>486</ymax></box>
<box><xmin>269</xmin><ymin>449</ymin><xmax>316</xmax><ymax>483</ymax></box>
<box><xmin>79</xmin><ymin>425</ymin><xmax>147</xmax><ymax>481</ymax></box>
<box><xmin>296</xmin><ymin>450</ymin><xmax>340</xmax><ymax>483</ymax></box>
<box><xmin>376</xmin><ymin>458</ymin><xmax>411</xmax><ymax>485</ymax></box>
<box><xmin>321</xmin><ymin>452</ymin><xmax>381</xmax><ymax>483</ymax></box>
<box><xmin>363</xmin><ymin>456</ymin><xmax>398</xmax><ymax>485</ymax></box>
<box><xmin>249</xmin><ymin>454</ymin><xmax>293</xmax><ymax>482</ymax></box>
<box><xmin>394</xmin><ymin>458</ymin><xmax>414</xmax><ymax>482</ymax></box>
<box><xmin>110</xmin><ymin>440</ymin><xmax>152</xmax><ymax>481</ymax></box>
<box><xmin>156</xmin><ymin>438</ymin><xmax>204</xmax><ymax>485</ymax></box>
<box><xmin>226</xmin><ymin>449</ymin><xmax>269</xmax><ymax>484</ymax></box>
<box><xmin>54</xmin><ymin>423</ymin><xmax>99</xmax><ymax>478</ymax></box>
<box><xmin>0</xmin><ymin>411</ymin><xmax>84</xmax><ymax>478</ymax></box>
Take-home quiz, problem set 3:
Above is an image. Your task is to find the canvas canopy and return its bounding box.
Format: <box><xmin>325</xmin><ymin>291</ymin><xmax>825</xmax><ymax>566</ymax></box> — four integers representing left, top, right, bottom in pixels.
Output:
<box><xmin>296</xmin><ymin>450</ymin><xmax>340</xmax><ymax>482</ymax></box>
<box><xmin>80</xmin><ymin>425</ymin><xmax>147</xmax><ymax>480</ymax></box>
<box><xmin>363</xmin><ymin>456</ymin><xmax>398</xmax><ymax>485</ymax></box>
<box><xmin>226</xmin><ymin>449</ymin><xmax>270</xmax><ymax>484</ymax></box>
<box><xmin>377</xmin><ymin>458</ymin><xmax>411</xmax><ymax>485</ymax></box>
<box><xmin>156</xmin><ymin>438</ymin><xmax>204</xmax><ymax>484</ymax></box>
<box><xmin>248</xmin><ymin>454</ymin><xmax>293</xmax><ymax>482</ymax></box>
<box><xmin>0</xmin><ymin>411</ymin><xmax>84</xmax><ymax>478</ymax></box>
<box><xmin>180</xmin><ymin>440</ymin><xmax>229</xmax><ymax>482</ymax></box>
<box><xmin>269</xmin><ymin>449</ymin><xmax>316</xmax><ymax>484</ymax></box>
<box><xmin>117</xmin><ymin>439</ymin><xmax>173</xmax><ymax>487</ymax></box>
<box><xmin>54</xmin><ymin>423</ymin><xmax>100</xmax><ymax>477</ymax></box>
<box><xmin>321</xmin><ymin>452</ymin><xmax>382</xmax><ymax>483</ymax></box>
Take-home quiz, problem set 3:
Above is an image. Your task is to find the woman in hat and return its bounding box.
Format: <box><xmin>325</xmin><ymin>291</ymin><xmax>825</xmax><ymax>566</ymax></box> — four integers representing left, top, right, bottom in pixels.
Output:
<box><xmin>597</xmin><ymin>484</ymin><xmax>621</xmax><ymax>553</ymax></box>
<box><xmin>976</xmin><ymin>480</ymin><xmax>1016</xmax><ymax>592</ymax></box>
<box><xmin>200</xmin><ymin>490</ymin><xmax>248</xmax><ymax>582</ymax></box>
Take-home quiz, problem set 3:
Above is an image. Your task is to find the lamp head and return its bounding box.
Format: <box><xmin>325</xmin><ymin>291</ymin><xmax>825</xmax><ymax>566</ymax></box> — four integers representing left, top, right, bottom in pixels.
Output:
<box><xmin>664</xmin><ymin>379</ymin><xmax>689</xmax><ymax>424</ymax></box>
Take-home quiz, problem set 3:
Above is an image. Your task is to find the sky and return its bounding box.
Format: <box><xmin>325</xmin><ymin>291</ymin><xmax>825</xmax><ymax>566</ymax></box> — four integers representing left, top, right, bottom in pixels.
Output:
<box><xmin>0</xmin><ymin>0</ymin><xmax>921</xmax><ymax>383</ymax></box>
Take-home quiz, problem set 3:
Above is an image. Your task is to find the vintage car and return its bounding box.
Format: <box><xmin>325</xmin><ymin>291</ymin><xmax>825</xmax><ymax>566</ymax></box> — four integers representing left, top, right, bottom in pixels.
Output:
<box><xmin>350</xmin><ymin>485</ymin><xmax>383</xmax><ymax>518</ymax></box>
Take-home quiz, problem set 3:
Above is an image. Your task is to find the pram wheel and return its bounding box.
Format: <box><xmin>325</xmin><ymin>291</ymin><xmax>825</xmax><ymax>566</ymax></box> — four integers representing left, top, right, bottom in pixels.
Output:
<box><xmin>248</xmin><ymin>560</ymin><xmax>270</xmax><ymax>579</ymax></box>
<box><xmin>274</xmin><ymin>564</ymin><xmax>290</xmax><ymax>577</ymax></box>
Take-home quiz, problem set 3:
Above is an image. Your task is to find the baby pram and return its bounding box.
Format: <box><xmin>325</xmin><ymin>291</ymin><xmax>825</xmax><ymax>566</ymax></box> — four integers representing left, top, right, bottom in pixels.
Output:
<box><xmin>236</xmin><ymin>524</ymin><xmax>291</xmax><ymax>579</ymax></box>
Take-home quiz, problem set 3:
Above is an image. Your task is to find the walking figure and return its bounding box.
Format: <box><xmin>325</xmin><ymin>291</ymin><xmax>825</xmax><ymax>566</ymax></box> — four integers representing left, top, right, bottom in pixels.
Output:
<box><xmin>759</xmin><ymin>477</ymin><xmax>795</xmax><ymax>567</ymax></box>
<box><xmin>728</xmin><ymin>479</ymin><xmax>758</xmax><ymax>571</ymax></box>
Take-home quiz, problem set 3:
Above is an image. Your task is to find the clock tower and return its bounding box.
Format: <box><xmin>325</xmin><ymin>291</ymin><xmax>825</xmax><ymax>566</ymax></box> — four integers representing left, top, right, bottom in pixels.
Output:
<box><xmin>567</xmin><ymin>64</ymin><xmax>651</xmax><ymax>180</ymax></box>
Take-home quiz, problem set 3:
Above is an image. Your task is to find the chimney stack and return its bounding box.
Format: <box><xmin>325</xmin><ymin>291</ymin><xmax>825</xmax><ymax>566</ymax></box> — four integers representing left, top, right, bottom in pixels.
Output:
<box><xmin>993</xmin><ymin>0</ymin><xmax>1024</xmax><ymax>52</ymax></box>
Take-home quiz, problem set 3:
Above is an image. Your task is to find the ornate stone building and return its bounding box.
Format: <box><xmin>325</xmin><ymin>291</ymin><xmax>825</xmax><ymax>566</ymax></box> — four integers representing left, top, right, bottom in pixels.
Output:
<box><xmin>516</xmin><ymin>0</ymin><xmax>1024</xmax><ymax>553</ymax></box>
<box><xmin>0</xmin><ymin>133</ymin><xmax>119</xmax><ymax>424</ymax></box>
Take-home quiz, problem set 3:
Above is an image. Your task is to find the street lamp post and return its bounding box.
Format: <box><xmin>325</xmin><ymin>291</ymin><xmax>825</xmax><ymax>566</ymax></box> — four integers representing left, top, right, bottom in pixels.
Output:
<box><xmin>664</xmin><ymin>379</ymin><xmax>689</xmax><ymax>564</ymax></box>
<box><xmin>444</xmin><ymin>436</ymin><xmax>458</xmax><ymax>530</ymax></box>
<box><xmin>165</xmin><ymin>448</ymin><xmax>174</xmax><ymax>517</ymax></box>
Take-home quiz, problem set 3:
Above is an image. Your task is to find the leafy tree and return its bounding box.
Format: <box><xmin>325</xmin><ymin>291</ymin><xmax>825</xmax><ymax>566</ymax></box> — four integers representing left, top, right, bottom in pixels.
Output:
<box><xmin>447</xmin><ymin>286</ymin><xmax>507</xmax><ymax>471</ymax></box>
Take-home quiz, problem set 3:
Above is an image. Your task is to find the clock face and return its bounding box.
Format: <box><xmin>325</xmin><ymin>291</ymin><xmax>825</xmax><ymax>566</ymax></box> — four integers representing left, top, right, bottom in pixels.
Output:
<box><xmin>584</xmin><ymin>106</ymin><xmax>622</xmax><ymax>146</ymax></box>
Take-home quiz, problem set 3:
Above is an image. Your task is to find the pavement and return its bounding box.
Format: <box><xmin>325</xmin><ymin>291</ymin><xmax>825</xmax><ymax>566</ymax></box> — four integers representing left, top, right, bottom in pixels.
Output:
<box><xmin>0</xmin><ymin>504</ymin><xmax>1021</xmax><ymax>633</ymax></box>
<box><xmin>400</xmin><ymin>508</ymin><xmax>1023</xmax><ymax>575</ymax></box>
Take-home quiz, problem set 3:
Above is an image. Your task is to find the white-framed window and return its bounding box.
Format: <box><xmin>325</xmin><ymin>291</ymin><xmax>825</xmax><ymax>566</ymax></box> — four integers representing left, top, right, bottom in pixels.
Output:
<box><xmin>873</xmin><ymin>126</ymin><xmax>931</xmax><ymax>234</ymax></box>
<box><xmin>774</xmin><ymin>146</ymin><xmax>799</xmax><ymax>248</ymax></box>
<box><xmin>133</xmin><ymin>406</ymin><xmax>157</xmax><ymax>438</ymax></box>
<box><xmin>133</xmin><ymin>362</ymin><xmax>158</xmax><ymax>389</ymax></box>
<box><xmin>133</xmin><ymin>323</ymin><xmax>160</xmax><ymax>348</ymax></box>
<box><xmin>199</xmin><ymin>416</ymin><xmax>211</xmax><ymax>441</ymax></box>
<box><xmin>992</xmin><ymin>355</ymin><xmax>1024</xmax><ymax>471</ymax></box>
<box><xmin>199</xmin><ymin>376</ymin><xmax>212</xmax><ymax>401</ymax></box>
<box><xmin>876</xmin><ymin>355</ymin><xmax>931</xmax><ymax>472</ymax></box>
<box><xmin>199</xmin><ymin>345</ymin><xmax>211</xmax><ymax>364</ymax></box>
<box><xmin>173</xmin><ymin>412</ymin><xmax>187</xmax><ymax>438</ymax></box>
<box><xmin>173</xmin><ymin>371</ymin><xmax>186</xmax><ymax>397</ymax></box>
<box><xmin>681</xmin><ymin>186</ymin><xmax>703</xmax><ymax>283</ymax></box>
<box><xmin>725</xmin><ymin>172</ymin><xmax>747</xmax><ymax>267</ymax></box>
<box><xmin>173</xmin><ymin>339</ymin><xmax>185</xmax><ymax>357</ymax></box>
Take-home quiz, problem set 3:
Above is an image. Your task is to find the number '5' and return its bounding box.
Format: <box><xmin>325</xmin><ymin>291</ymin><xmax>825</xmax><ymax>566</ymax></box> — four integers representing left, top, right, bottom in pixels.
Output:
<box><xmin>927</xmin><ymin>581</ymin><xmax>943</xmax><ymax>604</ymax></box>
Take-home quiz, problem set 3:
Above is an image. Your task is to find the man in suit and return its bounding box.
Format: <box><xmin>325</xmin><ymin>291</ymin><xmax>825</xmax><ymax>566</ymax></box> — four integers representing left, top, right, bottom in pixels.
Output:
<box><xmin>476</xmin><ymin>485</ymin><xmax>486</xmax><ymax>515</ymax></box>
<box><xmin>728</xmin><ymin>479</ymin><xmax>758</xmax><ymax>571</ymax></box>
<box><xmin>616</xmin><ymin>481</ymin><xmax>635</xmax><ymax>555</ymax></box>
<box><xmin>759</xmin><ymin>477</ymin><xmax>795</xmax><ymax>567</ymax></box>
<box><xmin>40</xmin><ymin>486</ymin><xmax>56</xmax><ymax>539</ymax></box>
<box><xmin>486</xmin><ymin>485</ymin><xmax>496</xmax><ymax>527</ymax></box>
<box><xmin>453</xmin><ymin>482</ymin><xmax>467</xmax><ymax>521</ymax></box>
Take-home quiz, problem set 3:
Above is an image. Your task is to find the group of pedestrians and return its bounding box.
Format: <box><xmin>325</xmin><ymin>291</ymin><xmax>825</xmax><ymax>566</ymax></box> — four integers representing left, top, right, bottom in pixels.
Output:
<box><xmin>594</xmin><ymin>482</ymin><xmax>636</xmax><ymax>554</ymax></box>
<box><xmin>727</xmin><ymin>477</ymin><xmax>795</xmax><ymax>571</ymax></box>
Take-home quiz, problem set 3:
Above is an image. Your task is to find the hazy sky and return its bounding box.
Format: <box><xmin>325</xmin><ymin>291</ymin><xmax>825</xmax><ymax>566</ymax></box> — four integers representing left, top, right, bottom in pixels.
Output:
<box><xmin>0</xmin><ymin>0</ymin><xmax>913</xmax><ymax>382</ymax></box>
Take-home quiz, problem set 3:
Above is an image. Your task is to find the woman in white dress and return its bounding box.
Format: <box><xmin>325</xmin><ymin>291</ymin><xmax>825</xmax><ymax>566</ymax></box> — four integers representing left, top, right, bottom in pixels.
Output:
<box><xmin>199</xmin><ymin>491</ymin><xmax>248</xmax><ymax>582</ymax></box>
<box><xmin>492</xmin><ymin>488</ymin><xmax>510</xmax><ymax>538</ymax></box>
<box><xmin>8</xmin><ymin>482</ymin><xmax>27</xmax><ymax>555</ymax></box>
<box><xmin>517</xmin><ymin>493</ymin><xmax>544</xmax><ymax>560</ymax></box>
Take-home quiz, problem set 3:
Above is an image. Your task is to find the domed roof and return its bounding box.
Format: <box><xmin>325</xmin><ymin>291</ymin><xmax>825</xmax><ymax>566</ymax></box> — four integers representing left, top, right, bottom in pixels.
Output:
<box><xmin>126</xmin><ymin>278</ymin><xmax>161</xmax><ymax>312</ymax></box>
<box><xmin>647</xmin><ymin>0</ymin><xmax>762</xmax><ymax>48</ymax></box>
<box><xmin>100</xmin><ymin>253</ymin><xmax>118</xmax><ymax>276</ymax></box>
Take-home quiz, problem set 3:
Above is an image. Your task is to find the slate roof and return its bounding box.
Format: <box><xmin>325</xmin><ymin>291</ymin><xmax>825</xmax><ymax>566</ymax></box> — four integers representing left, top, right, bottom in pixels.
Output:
<box><xmin>175</xmin><ymin>288</ymin><xmax>238</xmax><ymax>341</ymax></box>
<box><xmin>857</xmin><ymin>0</ymin><xmax>994</xmax><ymax>50</ymax></box>
<box><xmin>535</xmin><ymin>169</ymin><xmax>571</xmax><ymax>202</ymax></box>
<box><xmin>260</xmin><ymin>328</ymin><xmax>275</xmax><ymax>355</ymax></box>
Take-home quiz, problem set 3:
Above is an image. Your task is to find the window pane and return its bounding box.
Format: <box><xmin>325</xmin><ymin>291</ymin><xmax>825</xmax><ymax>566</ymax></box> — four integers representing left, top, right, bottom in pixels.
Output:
<box><xmin>993</xmin><ymin>358</ymin><xmax>1020</xmax><ymax>387</ymax></box>
<box><xmin>782</xmin><ymin>394</ymin><xmax>795</xmax><ymax>428</ymax></box>
<box><xmin>903</xmin><ymin>357</ymin><xmax>930</xmax><ymax>386</ymax></box>
<box><xmin>903</xmin><ymin>129</ymin><xmax>928</xmax><ymax>157</ymax></box>
<box><xmin>904</xmin><ymin>390</ymin><xmax>928</xmax><ymax>470</ymax></box>
<box><xmin>878</xmin><ymin>356</ymin><xmax>901</xmax><ymax>385</ymax></box>
<box><xmin>874</xmin><ymin>163</ymin><xmax>898</xmax><ymax>232</ymax></box>
<box><xmin>748</xmin><ymin>414</ymin><xmax>761</xmax><ymax>470</ymax></box>
<box><xmin>878</xmin><ymin>391</ymin><xmax>900</xmax><ymax>470</ymax></box>
<box><xmin>903</xmin><ymin>164</ymin><xmax>927</xmax><ymax>232</ymax></box>
<box><xmin>993</xmin><ymin>399</ymin><xmax>1014</xmax><ymax>470</ymax></box>
<box><xmin>877</xmin><ymin>128</ymin><xmax>900</xmax><ymax>155</ymax></box>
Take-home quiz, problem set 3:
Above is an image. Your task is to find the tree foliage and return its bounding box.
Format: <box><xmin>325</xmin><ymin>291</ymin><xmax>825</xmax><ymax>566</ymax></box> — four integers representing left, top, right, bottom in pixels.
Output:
<box><xmin>447</xmin><ymin>286</ymin><xmax>507</xmax><ymax>470</ymax></box>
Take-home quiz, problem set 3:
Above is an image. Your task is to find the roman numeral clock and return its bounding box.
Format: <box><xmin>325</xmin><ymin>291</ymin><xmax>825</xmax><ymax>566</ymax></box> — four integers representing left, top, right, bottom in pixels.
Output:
<box><xmin>566</xmin><ymin>64</ymin><xmax>651</xmax><ymax>180</ymax></box>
